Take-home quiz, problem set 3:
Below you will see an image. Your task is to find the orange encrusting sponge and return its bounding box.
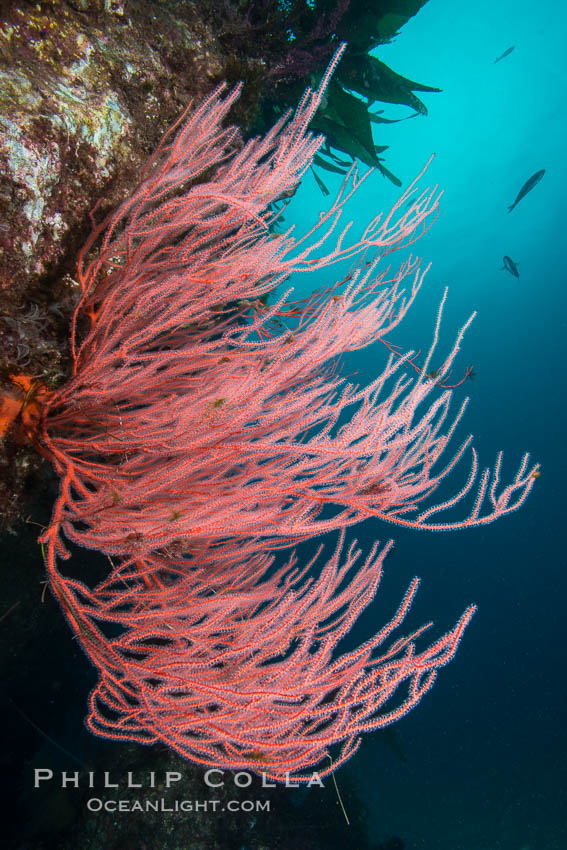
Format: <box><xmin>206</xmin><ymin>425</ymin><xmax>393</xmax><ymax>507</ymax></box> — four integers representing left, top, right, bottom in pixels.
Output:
<box><xmin>0</xmin><ymin>374</ymin><xmax>50</xmax><ymax>442</ymax></box>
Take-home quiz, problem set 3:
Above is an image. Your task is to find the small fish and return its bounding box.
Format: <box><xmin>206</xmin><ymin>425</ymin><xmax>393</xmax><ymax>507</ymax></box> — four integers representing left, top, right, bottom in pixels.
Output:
<box><xmin>508</xmin><ymin>169</ymin><xmax>545</xmax><ymax>212</ymax></box>
<box><xmin>494</xmin><ymin>46</ymin><xmax>515</xmax><ymax>63</ymax></box>
<box><xmin>501</xmin><ymin>256</ymin><xmax>520</xmax><ymax>278</ymax></box>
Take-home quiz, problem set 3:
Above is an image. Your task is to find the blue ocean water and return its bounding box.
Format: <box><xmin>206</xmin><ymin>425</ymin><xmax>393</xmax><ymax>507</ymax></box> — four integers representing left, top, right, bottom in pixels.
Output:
<box><xmin>286</xmin><ymin>0</ymin><xmax>566</xmax><ymax>847</ymax></box>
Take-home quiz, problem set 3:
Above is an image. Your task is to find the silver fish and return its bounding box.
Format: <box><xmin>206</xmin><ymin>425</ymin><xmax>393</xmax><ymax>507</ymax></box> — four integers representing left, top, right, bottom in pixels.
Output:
<box><xmin>494</xmin><ymin>46</ymin><xmax>515</xmax><ymax>63</ymax></box>
<box><xmin>508</xmin><ymin>169</ymin><xmax>545</xmax><ymax>212</ymax></box>
<box><xmin>501</xmin><ymin>256</ymin><xmax>519</xmax><ymax>278</ymax></box>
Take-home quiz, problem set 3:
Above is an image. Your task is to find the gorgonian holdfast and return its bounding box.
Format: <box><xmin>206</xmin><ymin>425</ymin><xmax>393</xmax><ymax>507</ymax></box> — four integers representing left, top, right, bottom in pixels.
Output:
<box><xmin>28</xmin><ymin>45</ymin><xmax>536</xmax><ymax>781</ymax></box>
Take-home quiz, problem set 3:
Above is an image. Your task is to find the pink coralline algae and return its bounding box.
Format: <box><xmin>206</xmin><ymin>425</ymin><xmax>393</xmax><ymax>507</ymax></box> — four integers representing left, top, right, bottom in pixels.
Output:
<box><xmin>32</xmin><ymin>47</ymin><xmax>537</xmax><ymax>781</ymax></box>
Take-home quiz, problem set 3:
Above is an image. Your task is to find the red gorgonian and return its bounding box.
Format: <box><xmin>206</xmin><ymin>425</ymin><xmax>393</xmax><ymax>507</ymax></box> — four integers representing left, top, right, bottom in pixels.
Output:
<box><xmin>18</xmin><ymin>46</ymin><xmax>536</xmax><ymax>781</ymax></box>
